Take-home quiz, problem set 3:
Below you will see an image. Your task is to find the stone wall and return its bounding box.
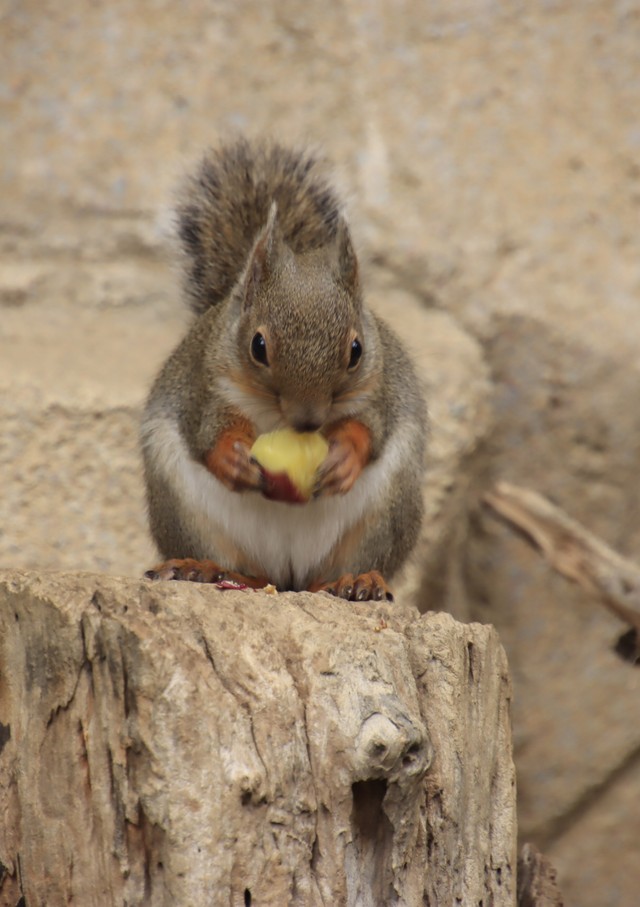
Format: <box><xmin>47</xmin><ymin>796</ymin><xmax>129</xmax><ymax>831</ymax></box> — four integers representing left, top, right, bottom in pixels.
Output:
<box><xmin>2</xmin><ymin>3</ymin><xmax>640</xmax><ymax>904</ymax></box>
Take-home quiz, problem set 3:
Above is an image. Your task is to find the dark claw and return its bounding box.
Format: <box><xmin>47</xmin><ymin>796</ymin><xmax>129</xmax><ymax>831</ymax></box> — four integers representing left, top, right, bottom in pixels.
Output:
<box><xmin>144</xmin><ymin>566</ymin><xmax>178</xmax><ymax>581</ymax></box>
<box><xmin>312</xmin><ymin>571</ymin><xmax>393</xmax><ymax>603</ymax></box>
<box><xmin>145</xmin><ymin>568</ymin><xmax>178</xmax><ymax>581</ymax></box>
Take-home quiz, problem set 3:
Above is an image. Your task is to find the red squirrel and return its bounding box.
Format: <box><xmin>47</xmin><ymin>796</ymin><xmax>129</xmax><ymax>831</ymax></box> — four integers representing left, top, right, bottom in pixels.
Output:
<box><xmin>141</xmin><ymin>139</ymin><xmax>426</xmax><ymax>601</ymax></box>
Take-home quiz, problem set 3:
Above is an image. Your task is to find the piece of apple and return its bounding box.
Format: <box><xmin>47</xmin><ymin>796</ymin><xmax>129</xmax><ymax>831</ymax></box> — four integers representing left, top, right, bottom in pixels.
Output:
<box><xmin>250</xmin><ymin>428</ymin><xmax>329</xmax><ymax>503</ymax></box>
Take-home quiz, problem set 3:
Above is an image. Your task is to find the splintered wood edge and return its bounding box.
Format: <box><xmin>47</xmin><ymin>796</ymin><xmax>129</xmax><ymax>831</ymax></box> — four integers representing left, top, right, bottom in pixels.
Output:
<box><xmin>516</xmin><ymin>843</ymin><xmax>564</xmax><ymax>907</ymax></box>
<box><xmin>482</xmin><ymin>481</ymin><xmax>640</xmax><ymax>634</ymax></box>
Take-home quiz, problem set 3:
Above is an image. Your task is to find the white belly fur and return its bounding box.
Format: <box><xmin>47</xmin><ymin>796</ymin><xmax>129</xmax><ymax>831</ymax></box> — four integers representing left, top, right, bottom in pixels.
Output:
<box><xmin>144</xmin><ymin>417</ymin><xmax>408</xmax><ymax>590</ymax></box>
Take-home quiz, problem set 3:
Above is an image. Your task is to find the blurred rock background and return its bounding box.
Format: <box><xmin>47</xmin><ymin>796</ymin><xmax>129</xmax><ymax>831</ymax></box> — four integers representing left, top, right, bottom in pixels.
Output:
<box><xmin>2</xmin><ymin>2</ymin><xmax>639</xmax><ymax>903</ymax></box>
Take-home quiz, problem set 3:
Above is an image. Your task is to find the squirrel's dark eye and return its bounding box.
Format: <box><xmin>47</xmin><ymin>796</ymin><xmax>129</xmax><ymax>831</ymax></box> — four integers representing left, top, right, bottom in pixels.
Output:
<box><xmin>348</xmin><ymin>338</ymin><xmax>362</xmax><ymax>370</ymax></box>
<box><xmin>251</xmin><ymin>332</ymin><xmax>269</xmax><ymax>366</ymax></box>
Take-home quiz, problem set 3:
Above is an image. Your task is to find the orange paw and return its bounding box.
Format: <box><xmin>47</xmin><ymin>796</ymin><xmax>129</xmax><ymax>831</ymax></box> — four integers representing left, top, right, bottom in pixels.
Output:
<box><xmin>315</xmin><ymin>419</ymin><xmax>371</xmax><ymax>497</ymax></box>
<box><xmin>144</xmin><ymin>558</ymin><xmax>268</xmax><ymax>588</ymax></box>
<box><xmin>204</xmin><ymin>419</ymin><xmax>264</xmax><ymax>493</ymax></box>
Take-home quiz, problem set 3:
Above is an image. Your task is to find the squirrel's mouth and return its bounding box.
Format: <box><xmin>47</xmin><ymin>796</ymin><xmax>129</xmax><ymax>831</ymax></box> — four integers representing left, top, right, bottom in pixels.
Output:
<box><xmin>218</xmin><ymin>371</ymin><xmax>376</xmax><ymax>436</ymax></box>
<box><xmin>280</xmin><ymin>398</ymin><xmax>331</xmax><ymax>435</ymax></box>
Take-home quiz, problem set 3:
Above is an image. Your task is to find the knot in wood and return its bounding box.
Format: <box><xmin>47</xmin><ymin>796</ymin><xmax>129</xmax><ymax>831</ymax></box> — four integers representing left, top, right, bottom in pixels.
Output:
<box><xmin>353</xmin><ymin>712</ymin><xmax>431</xmax><ymax>782</ymax></box>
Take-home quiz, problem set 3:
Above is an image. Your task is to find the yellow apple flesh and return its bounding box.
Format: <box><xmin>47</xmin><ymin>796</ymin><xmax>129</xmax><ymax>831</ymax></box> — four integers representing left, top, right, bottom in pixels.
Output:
<box><xmin>250</xmin><ymin>429</ymin><xmax>329</xmax><ymax>503</ymax></box>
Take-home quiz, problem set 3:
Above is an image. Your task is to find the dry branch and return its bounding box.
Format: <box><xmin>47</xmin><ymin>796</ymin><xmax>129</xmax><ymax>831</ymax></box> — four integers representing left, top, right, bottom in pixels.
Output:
<box><xmin>483</xmin><ymin>481</ymin><xmax>640</xmax><ymax>642</ymax></box>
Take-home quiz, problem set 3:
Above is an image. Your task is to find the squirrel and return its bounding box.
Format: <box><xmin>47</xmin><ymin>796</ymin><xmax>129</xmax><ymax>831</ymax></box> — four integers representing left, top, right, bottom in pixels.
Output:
<box><xmin>141</xmin><ymin>138</ymin><xmax>426</xmax><ymax>602</ymax></box>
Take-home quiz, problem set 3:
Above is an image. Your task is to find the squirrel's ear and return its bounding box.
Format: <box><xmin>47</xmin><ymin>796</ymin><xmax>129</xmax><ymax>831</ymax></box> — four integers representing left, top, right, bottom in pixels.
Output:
<box><xmin>335</xmin><ymin>217</ymin><xmax>359</xmax><ymax>295</ymax></box>
<box><xmin>241</xmin><ymin>202</ymin><xmax>281</xmax><ymax>309</ymax></box>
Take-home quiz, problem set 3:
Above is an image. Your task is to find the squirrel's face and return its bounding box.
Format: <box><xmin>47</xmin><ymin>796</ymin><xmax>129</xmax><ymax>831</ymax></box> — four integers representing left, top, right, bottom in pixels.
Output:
<box><xmin>223</xmin><ymin>250</ymin><xmax>380</xmax><ymax>435</ymax></box>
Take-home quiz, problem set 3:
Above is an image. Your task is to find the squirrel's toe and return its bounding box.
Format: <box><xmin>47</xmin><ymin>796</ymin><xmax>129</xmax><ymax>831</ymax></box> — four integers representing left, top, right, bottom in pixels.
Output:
<box><xmin>313</xmin><ymin>571</ymin><xmax>393</xmax><ymax>603</ymax></box>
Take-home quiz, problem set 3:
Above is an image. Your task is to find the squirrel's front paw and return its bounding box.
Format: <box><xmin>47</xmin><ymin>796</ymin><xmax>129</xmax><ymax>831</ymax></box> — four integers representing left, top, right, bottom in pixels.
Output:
<box><xmin>205</xmin><ymin>436</ymin><xmax>264</xmax><ymax>493</ymax></box>
<box><xmin>314</xmin><ymin>444</ymin><xmax>359</xmax><ymax>496</ymax></box>
<box><xmin>314</xmin><ymin>419</ymin><xmax>371</xmax><ymax>497</ymax></box>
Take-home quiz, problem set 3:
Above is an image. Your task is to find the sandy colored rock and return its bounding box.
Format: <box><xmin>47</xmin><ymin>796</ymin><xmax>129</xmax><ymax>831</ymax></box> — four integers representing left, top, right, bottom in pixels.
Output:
<box><xmin>0</xmin><ymin>569</ymin><xmax>515</xmax><ymax>906</ymax></box>
<box><xmin>547</xmin><ymin>757</ymin><xmax>640</xmax><ymax>907</ymax></box>
<box><xmin>463</xmin><ymin>318</ymin><xmax>640</xmax><ymax>846</ymax></box>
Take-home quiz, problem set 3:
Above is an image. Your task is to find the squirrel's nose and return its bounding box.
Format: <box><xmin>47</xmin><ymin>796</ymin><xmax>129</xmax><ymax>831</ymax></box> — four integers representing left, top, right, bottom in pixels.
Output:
<box><xmin>282</xmin><ymin>398</ymin><xmax>330</xmax><ymax>433</ymax></box>
<box><xmin>292</xmin><ymin>418</ymin><xmax>323</xmax><ymax>434</ymax></box>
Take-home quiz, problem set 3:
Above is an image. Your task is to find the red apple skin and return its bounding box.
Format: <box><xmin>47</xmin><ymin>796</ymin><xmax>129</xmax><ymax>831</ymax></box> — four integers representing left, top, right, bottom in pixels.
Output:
<box><xmin>260</xmin><ymin>467</ymin><xmax>309</xmax><ymax>504</ymax></box>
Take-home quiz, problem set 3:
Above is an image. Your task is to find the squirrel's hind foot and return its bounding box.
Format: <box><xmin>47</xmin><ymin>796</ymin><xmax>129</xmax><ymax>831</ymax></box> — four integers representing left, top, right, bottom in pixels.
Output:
<box><xmin>311</xmin><ymin>571</ymin><xmax>394</xmax><ymax>603</ymax></box>
<box><xmin>144</xmin><ymin>557</ymin><xmax>268</xmax><ymax>588</ymax></box>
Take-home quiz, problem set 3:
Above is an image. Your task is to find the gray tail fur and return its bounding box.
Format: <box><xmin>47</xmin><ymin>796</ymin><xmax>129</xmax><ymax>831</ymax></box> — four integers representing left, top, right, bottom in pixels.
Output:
<box><xmin>177</xmin><ymin>138</ymin><xmax>343</xmax><ymax>315</ymax></box>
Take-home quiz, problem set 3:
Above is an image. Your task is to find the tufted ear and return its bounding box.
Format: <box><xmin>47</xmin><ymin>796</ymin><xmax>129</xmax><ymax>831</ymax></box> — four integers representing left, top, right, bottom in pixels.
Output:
<box><xmin>241</xmin><ymin>202</ymin><xmax>283</xmax><ymax>310</ymax></box>
<box><xmin>335</xmin><ymin>216</ymin><xmax>360</xmax><ymax>296</ymax></box>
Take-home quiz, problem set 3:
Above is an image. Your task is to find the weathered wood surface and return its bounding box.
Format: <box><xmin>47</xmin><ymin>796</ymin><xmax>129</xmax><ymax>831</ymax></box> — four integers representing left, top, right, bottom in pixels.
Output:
<box><xmin>517</xmin><ymin>843</ymin><xmax>564</xmax><ymax>907</ymax></box>
<box><xmin>0</xmin><ymin>570</ymin><xmax>516</xmax><ymax>906</ymax></box>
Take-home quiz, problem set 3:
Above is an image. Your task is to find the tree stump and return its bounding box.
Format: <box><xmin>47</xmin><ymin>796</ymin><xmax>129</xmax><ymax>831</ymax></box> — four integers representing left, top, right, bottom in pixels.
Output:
<box><xmin>0</xmin><ymin>570</ymin><xmax>515</xmax><ymax>906</ymax></box>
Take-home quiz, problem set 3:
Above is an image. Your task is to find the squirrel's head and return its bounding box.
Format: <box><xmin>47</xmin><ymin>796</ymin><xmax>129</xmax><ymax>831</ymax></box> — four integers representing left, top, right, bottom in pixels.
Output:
<box><xmin>219</xmin><ymin>204</ymin><xmax>380</xmax><ymax>434</ymax></box>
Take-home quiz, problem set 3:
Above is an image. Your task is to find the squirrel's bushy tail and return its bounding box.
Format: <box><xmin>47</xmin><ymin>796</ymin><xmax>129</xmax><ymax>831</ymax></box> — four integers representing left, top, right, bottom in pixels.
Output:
<box><xmin>177</xmin><ymin>138</ymin><xmax>343</xmax><ymax>315</ymax></box>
